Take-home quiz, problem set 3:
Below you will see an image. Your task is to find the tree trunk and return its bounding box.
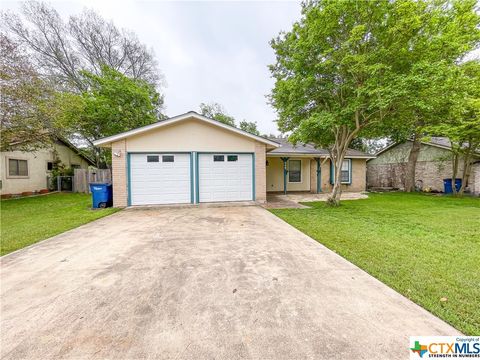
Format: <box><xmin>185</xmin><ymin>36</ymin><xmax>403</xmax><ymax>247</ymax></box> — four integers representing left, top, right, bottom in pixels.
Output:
<box><xmin>328</xmin><ymin>151</ymin><xmax>347</xmax><ymax>206</ymax></box>
<box><xmin>458</xmin><ymin>145</ymin><xmax>474</xmax><ymax>196</ymax></box>
<box><xmin>405</xmin><ymin>133</ymin><xmax>421</xmax><ymax>192</ymax></box>
<box><xmin>451</xmin><ymin>153</ymin><xmax>459</xmax><ymax>196</ymax></box>
<box><xmin>327</xmin><ymin>122</ymin><xmax>360</xmax><ymax>206</ymax></box>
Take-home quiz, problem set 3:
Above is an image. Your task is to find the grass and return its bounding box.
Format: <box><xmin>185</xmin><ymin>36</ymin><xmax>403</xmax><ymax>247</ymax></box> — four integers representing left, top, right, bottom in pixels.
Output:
<box><xmin>1</xmin><ymin>193</ymin><xmax>119</xmax><ymax>256</ymax></box>
<box><xmin>270</xmin><ymin>192</ymin><xmax>480</xmax><ymax>335</ymax></box>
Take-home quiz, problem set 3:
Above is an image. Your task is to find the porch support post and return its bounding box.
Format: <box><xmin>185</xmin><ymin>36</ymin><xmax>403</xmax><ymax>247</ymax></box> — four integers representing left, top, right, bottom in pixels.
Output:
<box><xmin>280</xmin><ymin>157</ymin><xmax>289</xmax><ymax>195</ymax></box>
<box><xmin>316</xmin><ymin>158</ymin><xmax>322</xmax><ymax>193</ymax></box>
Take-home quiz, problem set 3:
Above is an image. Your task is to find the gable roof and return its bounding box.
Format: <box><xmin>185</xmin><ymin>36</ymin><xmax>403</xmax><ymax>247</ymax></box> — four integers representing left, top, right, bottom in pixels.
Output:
<box><xmin>373</xmin><ymin>137</ymin><xmax>480</xmax><ymax>159</ymax></box>
<box><xmin>3</xmin><ymin>133</ymin><xmax>96</xmax><ymax>166</ymax></box>
<box><xmin>56</xmin><ymin>137</ymin><xmax>96</xmax><ymax>166</ymax></box>
<box><xmin>93</xmin><ymin>111</ymin><xmax>280</xmax><ymax>148</ymax></box>
<box><xmin>267</xmin><ymin>138</ymin><xmax>375</xmax><ymax>159</ymax></box>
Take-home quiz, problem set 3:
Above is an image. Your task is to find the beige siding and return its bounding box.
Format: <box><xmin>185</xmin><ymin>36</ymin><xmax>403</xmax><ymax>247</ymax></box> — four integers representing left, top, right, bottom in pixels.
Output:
<box><xmin>310</xmin><ymin>159</ymin><xmax>318</xmax><ymax>193</ymax></box>
<box><xmin>55</xmin><ymin>143</ymin><xmax>90</xmax><ymax>169</ymax></box>
<box><xmin>1</xmin><ymin>144</ymin><xmax>89</xmax><ymax>195</ymax></box>
<box><xmin>266</xmin><ymin>157</ymin><xmax>311</xmax><ymax>192</ymax></box>
<box><xmin>109</xmin><ymin>119</ymin><xmax>268</xmax><ymax>207</ymax></box>
<box><xmin>111</xmin><ymin>140</ymin><xmax>127</xmax><ymax>207</ymax></box>
<box><xmin>368</xmin><ymin>142</ymin><xmax>452</xmax><ymax>165</ymax></box>
<box><xmin>254</xmin><ymin>142</ymin><xmax>267</xmax><ymax>203</ymax></box>
<box><xmin>126</xmin><ymin>119</ymin><xmax>255</xmax><ymax>153</ymax></box>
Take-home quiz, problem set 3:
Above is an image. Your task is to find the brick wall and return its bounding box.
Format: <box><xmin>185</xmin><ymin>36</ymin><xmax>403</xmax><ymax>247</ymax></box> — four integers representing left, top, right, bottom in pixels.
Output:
<box><xmin>255</xmin><ymin>142</ymin><xmax>267</xmax><ymax>203</ymax></box>
<box><xmin>367</xmin><ymin>160</ymin><xmax>465</xmax><ymax>192</ymax></box>
<box><xmin>111</xmin><ymin>140</ymin><xmax>127</xmax><ymax>207</ymax></box>
<box><xmin>320</xmin><ymin>158</ymin><xmax>367</xmax><ymax>193</ymax></box>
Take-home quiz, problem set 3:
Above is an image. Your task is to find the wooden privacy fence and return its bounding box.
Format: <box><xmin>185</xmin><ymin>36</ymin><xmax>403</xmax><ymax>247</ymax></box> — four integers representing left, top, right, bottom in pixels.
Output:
<box><xmin>73</xmin><ymin>169</ymin><xmax>112</xmax><ymax>193</ymax></box>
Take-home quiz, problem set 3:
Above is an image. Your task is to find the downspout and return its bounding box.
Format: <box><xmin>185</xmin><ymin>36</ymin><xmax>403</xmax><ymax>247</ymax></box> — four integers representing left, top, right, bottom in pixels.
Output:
<box><xmin>316</xmin><ymin>158</ymin><xmax>322</xmax><ymax>193</ymax></box>
<box><xmin>281</xmin><ymin>157</ymin><xmax>289</xmax><ymax>195</ymax></box>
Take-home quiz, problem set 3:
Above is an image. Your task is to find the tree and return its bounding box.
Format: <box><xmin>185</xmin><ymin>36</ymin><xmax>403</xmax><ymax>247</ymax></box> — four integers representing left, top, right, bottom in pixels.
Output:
<box><xmin>199</xmin><ymin>102</ymin><xmax>235</xmax><ymax>127</ymax></box>
<box><xmin>269</xmin><ymin>0</ymin><xmax>405</xmax><ymax>205</ymax></box>
<box><xmin>239</xmin><ymin>120</ymin><xmax>260</xmax><ymax>135</ymax></box>
<box><xmin>384</xmin><ymin>0</ymin><xmax>480</xmax><ymax>192</ymax></box>
<box><xmin>427</xmin><ymin>61</ymin><xmax>480</xmax><ymax>196</ymax></box>
<box><xmin>60</xmin><ymin>65</ymin><xmax>162</xmax><ymax>167</ymax></box>
<box><xmin>1</xmin><ymin>1</ymin><xmax>163</xmax><ymax>91</ymax></box>
<box><xmin>269</xmin><ymin>0</ymin><xmax>480</xmax><ymax>204</ymax></box>
<box><xmin>0</xmin><ymin>33</ymin><xmax>57</xmax><ymax>151</ymax></box>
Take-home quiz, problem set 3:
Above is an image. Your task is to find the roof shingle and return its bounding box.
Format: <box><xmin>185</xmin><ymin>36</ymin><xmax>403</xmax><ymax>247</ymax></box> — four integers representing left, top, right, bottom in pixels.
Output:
<box><xmin>267</xmin><ymin>138</ymin><xmax>373</xmax><ymax>158</ymax></box>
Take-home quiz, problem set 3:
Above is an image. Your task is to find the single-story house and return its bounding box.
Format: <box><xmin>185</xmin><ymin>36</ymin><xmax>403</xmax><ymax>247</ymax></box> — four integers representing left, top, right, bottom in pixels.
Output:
<box><xmin>0</xmin><ymin>138</ymin><xmax>94</xmax><ymax>196</ymax></box>
<box><xmin>367</xmin><ymin>137</ymin><xmax>480</xmax><ymax>194</ymax></box>
<box><xmin>93</xmin><ymin>111</ymin><xmax>374</xmax><ymax>207</ymax></box>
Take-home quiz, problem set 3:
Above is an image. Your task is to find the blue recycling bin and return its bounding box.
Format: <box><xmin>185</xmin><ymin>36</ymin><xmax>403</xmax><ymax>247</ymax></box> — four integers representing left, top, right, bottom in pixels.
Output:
<box><xmin>89</xmin><ymin>183</ymin><xmax>113</xmax><ymax>208</ymax></box>
<box><xmin>443</xmin><ymin>178</ymin><xmax>462</xmax><ymax>194</ymax></box>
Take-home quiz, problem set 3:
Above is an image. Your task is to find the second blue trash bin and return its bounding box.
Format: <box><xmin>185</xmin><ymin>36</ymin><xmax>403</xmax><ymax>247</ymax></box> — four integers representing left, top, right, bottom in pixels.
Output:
<box><xmin>89</xmin><ymin>183</ymin><xmax>113</xmax><ymax>208</ymax></box>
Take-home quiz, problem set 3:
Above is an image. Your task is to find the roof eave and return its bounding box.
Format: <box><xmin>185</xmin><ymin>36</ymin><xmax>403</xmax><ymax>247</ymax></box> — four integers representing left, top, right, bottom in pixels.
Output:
<box><xmin>267</xmin><ymin>152</ymin><xmax>375</xmax><ymax>159</ymax></box>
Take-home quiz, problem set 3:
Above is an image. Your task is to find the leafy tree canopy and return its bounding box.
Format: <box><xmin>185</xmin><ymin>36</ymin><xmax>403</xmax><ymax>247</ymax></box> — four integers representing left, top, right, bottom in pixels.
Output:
<box><xmin>269</xmin><ymin>0</ymin><xmax>480</xmax><ymax>204</ymax></box>
<box><xmin>199</xmin><ymin>102</ymin><xmax>261</xmax><ymax>135</ymax></box>
<box><xmin>239</xmin><ymin>120</ymin><xmax>260</xmax><ymax>135</ymax></box>
<box><xmin>425</xmin><ymin>60</ymin><xmax>480</xmax><ymax>195</ymax></box>
<box><xmin>0</xmin><ymin>33</ymin><xmax>58</xmax><ymax>151</ymax></box>
<box><xmin>59</xmin><ymin>65</ymin><xmax>162</xmax><ymax>166</ymax></box>
<box><xmin>199</xmin><ymin>102</ymin><xmax>236</xmax><ymax>127</ymax></box>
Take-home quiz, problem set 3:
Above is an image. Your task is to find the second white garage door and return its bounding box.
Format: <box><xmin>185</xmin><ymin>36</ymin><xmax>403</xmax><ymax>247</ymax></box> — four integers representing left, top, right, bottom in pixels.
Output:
<box><xmin>130</xmin><ymin>153</ymin><xmax>191</xmax><ymax>205</ymax></box>
<box><xmin>198</xmin><ymin>153</ymin><xmax>253</xmax><ymax>202</ymax></box>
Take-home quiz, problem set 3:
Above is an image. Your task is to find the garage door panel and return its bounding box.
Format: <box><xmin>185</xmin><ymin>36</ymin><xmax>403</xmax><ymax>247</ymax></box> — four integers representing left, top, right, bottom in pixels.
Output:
<box><xmin>198</xmin><ymin>153</ymin><xmax>253</xmax><ymax>202</ymax></box>
<box><xmin>130</xmin><ymin>153</ymin><xmax>191</xmax><ymax>205</ymax></box>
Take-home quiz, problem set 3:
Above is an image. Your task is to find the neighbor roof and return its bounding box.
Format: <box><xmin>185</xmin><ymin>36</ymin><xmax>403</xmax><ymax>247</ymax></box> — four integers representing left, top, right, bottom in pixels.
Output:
<box><xmin>56</xmin><ymin>137</ymin><xmax>96</xmax><ymax>166</ymax></box>
<box><xmin>374</xmin><ymin>137</ymin><xmax>480</xmax><ymax>158</ymax></box>
<box><xmin>267</xmin><ymin>138</ymin><xmax>375</xmax><ymax>158</ymax></box>
<box><xmin>93</xmin><ymin>111</ymin><xmax>280</xmax><ymax>148</ymax></box>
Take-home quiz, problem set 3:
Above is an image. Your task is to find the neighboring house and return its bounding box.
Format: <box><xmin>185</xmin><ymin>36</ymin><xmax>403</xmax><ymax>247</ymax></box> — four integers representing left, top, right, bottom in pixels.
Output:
<box><xmin>93</xmin><ymin>111</ymin><xmax>374</xmax><ymax>207</ymax></box>
<box><xmin>367</xmin><ymin>137</ymin><xmax>480</xmax><ymax>194</ymax></box>
<box><xmin>0</xmin><ymin>138</ymin><xmax>94</xmax><ymax>196</ymax></box>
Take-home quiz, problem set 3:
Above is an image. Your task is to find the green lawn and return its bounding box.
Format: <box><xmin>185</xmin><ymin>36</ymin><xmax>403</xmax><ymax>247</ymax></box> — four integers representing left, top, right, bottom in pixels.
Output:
<box><xmin>1</xmin><ymin>193</ymin><xmax>119</xmax><ymax>256</ymax></box>
<box><xmin>270</xmin><ymin>193</ymin><xmax>480</xmax><ymax>335</ymax></box>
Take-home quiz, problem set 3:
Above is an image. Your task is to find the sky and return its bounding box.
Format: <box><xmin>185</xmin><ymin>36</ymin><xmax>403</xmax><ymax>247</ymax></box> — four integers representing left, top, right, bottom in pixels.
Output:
<box><xmin>3</xmin><ymin>0</ymin><xmax>302</xmax><ymax>135</ymax></box>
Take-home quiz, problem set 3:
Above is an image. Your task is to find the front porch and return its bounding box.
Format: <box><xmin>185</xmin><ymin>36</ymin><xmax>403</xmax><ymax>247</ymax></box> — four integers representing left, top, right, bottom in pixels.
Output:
<box><xmin>266</xmin><ymin>155</ymin><xmax>325</xmax><ymax>195</ymax></box>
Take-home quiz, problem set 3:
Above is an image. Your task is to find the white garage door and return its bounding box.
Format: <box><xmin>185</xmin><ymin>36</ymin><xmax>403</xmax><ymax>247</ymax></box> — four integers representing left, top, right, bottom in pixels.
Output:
<box><xmin>130</xmin><ymin>153</ymin><xmax>191</xmax><ymax>205</ymax></box>
<box><xmin>198</xmin><ymin>153</ymin><xmax>253</xmax><ymax>202</ymax></box>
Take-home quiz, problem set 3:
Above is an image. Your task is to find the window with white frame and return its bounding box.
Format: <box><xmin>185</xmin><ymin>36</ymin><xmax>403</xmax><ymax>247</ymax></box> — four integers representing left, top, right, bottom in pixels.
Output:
<box><xmin>288</xmin><ymin>159</ymin><xmax>301</xmax><ymax>183</ymax></box>
<box><xmin>341</xmin><ymin>159</ymin><xmax>351</xmax><ymax>184</ymax></box>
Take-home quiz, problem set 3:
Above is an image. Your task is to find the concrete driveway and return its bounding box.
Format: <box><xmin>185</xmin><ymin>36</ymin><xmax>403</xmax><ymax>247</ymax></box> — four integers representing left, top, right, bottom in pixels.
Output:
<box><xmin>1</xmin><ymin>205</ymin><xmax>458</xmax><ymax>359</ymax></box>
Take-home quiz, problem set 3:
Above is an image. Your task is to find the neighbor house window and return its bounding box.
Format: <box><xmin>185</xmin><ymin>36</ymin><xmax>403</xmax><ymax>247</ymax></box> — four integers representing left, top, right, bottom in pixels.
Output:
<box><xmin>147</xmin><ymin>155</ymin><xmax>159</xmax><ymax>162</ymax></box>
<box><xmin>288</xmin><ymin>160</ymin><xmax>301</xmax><ymax>183</ymax></box>
<box><xmin>227</xmin><ymin>155</ymin><xmax>238</xmax><ymax>162</ymax></box>
<box><xmin>213</xmin><ymin>155</ymin><xmax>224</xmax><ymax>162</ymax></box>
<box><xmin>9</xmin><ymin>159</ymin><xmax>28</xmax><ymax>177</ymax></box>
<box><xmin>47</xmin><ymin>161</ymin><xmax>54</xmax><ymax>171</ymax></box>
<box><xmin>162</xmin><ymin>155</ymin><xmax>174</xmax><ymax>162</ymax></box>
<box><xmin>71</xmin><ymin>164</ymin><xmax>81</xmax><ymax>169</ymax></box>
<box><xmin>341</xmin><ymin>159</ymin><xmax>351</xmax><ymax>184</ymax></box>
